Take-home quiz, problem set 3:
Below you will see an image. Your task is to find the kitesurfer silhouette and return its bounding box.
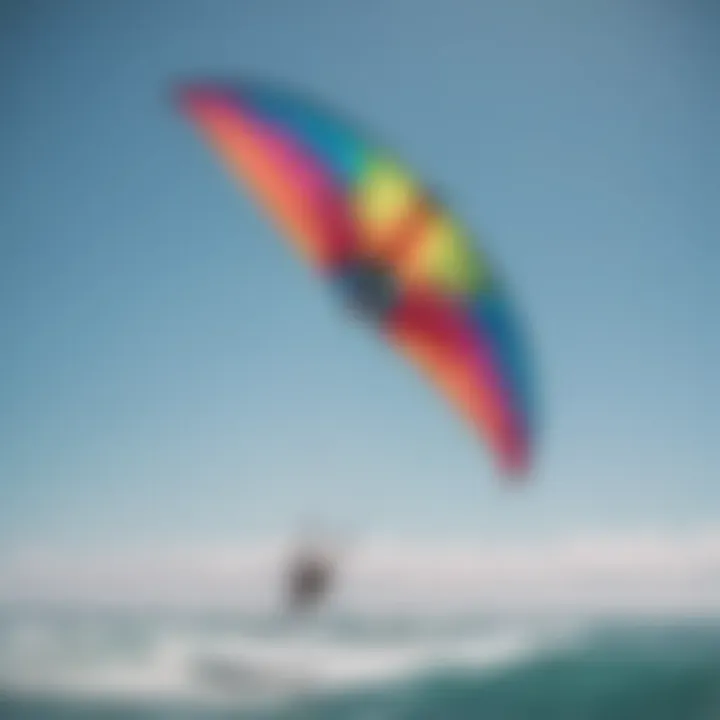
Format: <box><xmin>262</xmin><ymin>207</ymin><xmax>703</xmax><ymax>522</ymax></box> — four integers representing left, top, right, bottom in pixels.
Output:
<box><xmin>285</xmin><ymin>527</ymin><xmax>340</xmax><ymax>614</ymax></box>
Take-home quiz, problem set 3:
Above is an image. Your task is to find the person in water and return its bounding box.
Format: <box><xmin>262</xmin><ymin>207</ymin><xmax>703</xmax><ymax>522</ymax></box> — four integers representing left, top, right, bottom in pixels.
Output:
<box><xmin>285</xmin><ymin>537</ymin><xmax>337</xmax><ymax>613</ymax></box>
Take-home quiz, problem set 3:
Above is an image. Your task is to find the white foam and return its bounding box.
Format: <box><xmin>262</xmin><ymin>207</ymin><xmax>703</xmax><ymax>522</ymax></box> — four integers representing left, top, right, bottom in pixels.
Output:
<box><xmin>0</xmin><ymin>618</ymin><xmax>578</xmax><ymax>707</ymax></box>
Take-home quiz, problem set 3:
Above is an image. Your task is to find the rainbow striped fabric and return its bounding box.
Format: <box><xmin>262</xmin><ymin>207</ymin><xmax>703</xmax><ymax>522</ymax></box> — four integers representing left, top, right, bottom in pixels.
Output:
<box><xmin>177</xmin><ymin>81</ymin><xmax>534</xmax><ymax>476</ymax></box>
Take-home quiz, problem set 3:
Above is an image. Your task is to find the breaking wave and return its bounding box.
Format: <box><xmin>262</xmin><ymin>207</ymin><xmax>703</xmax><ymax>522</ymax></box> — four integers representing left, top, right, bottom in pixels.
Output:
<box><xmin>0</xmin><ymin>612</ymin><xmax>580</xmax><ymax>711</ymax></box>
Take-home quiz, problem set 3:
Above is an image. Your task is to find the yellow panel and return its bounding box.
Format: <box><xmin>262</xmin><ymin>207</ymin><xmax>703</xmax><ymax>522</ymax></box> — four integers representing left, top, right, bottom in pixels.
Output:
<box><xmin>354</xmin><ymin>156</ymin><xmax>418</xmax><ymax>253</ymax></box>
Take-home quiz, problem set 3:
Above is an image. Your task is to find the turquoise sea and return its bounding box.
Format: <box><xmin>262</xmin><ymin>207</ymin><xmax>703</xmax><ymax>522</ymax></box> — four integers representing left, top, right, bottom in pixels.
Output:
<box><xmin>0</xmin><ymin>609</ymin><xmax>718</xmax><ymax>719</ymax></box>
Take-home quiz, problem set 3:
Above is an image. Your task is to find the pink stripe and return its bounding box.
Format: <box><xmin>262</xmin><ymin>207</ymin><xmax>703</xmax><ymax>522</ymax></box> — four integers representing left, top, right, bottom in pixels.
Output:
<box><xmin>235</xmin><ymin>105</ymin><xmax>357</xmax><ymax>269</ymax></box>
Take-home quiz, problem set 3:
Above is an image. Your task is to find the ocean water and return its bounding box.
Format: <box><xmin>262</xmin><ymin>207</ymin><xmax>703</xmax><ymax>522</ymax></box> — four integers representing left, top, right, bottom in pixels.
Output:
<box><xmin>0</xmin><ymin>609</ymin><xmax>718</xmax><ymax>719</ymax></box>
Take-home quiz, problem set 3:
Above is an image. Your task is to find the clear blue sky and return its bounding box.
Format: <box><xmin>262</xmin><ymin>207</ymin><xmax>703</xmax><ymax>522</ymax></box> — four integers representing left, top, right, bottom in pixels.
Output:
<box><xmin>1</xmin><ymin>0</ymin><xmax>717</xmax><ymax>551</ymax></box>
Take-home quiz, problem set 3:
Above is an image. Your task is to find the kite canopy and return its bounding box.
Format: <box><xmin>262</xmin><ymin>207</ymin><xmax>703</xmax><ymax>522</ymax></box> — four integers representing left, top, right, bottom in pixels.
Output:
<box><xmin>176</xmin><ymin>80</ymin><xmax>535</xmax><ymax>477</ymax></box>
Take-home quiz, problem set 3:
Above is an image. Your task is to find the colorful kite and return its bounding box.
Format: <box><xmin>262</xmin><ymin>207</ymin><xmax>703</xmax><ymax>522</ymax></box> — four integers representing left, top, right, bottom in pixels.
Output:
<box><xmin>176</xmin><ymin>80</ymin><xmax>535</xmax><ymax>477</ymax></box>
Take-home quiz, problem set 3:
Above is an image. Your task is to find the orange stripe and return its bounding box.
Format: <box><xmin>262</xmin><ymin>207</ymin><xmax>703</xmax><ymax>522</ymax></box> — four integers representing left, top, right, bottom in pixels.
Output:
<box><xmin>367</xmin><ymin>196</ymin><xmax>434</xmax><ymax>272</ymax></box>
<box><xmin>186</xmin><ymin>101</ymin><xmax>325</xmax><ymax>265</ymax></box>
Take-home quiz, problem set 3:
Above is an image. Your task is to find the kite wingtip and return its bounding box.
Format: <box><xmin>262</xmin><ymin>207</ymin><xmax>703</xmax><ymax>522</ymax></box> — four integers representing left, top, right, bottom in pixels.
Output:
<box><xmin>170</xmin><ymin>75</ymin><xmax>260</xmax><ymax>103</ymax></box>
<box><xmin>171</xmin><ymin>80</ymin><xmax>209</xmax><ymax>111</ymax></box>
<box><xmin>499</xmin><ymin>443</ymin><xmax>533</xmax><ymax>483</ymax></box>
